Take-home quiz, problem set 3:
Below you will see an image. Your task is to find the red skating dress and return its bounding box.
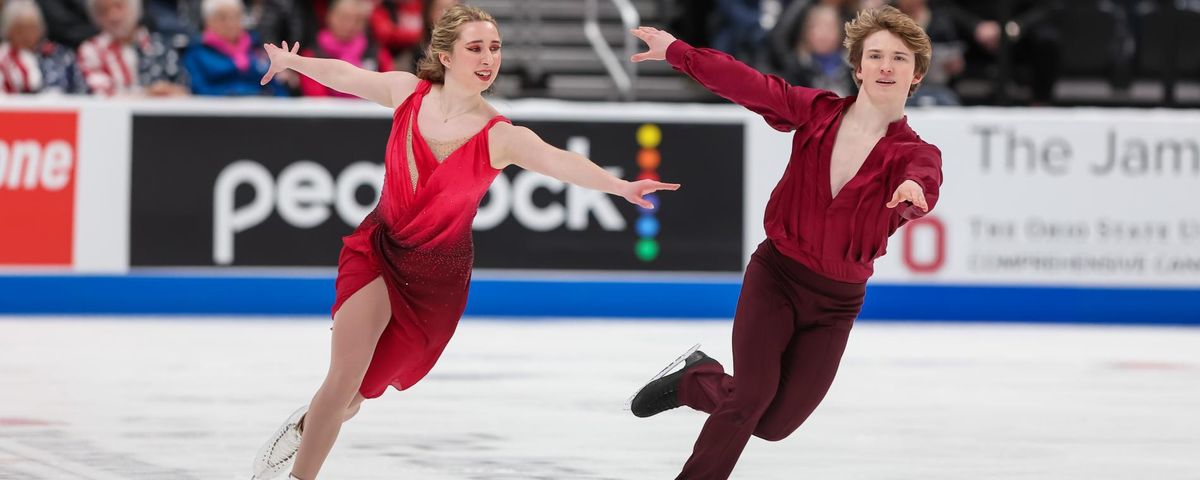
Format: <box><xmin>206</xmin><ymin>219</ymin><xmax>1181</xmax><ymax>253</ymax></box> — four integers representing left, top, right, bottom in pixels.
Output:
<box><xmin>331</xmin><ymin>79</ymin><xmax>509</xmax><ymax>398</ymax></box>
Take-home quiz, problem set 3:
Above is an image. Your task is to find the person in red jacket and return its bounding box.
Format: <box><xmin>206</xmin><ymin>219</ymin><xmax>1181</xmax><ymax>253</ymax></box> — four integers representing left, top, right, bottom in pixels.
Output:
<box><xmin>368</xmin><ymin>0</ymin><xmax>422</xmax><ymax>68</ymax></box>
<box><xmin>627</xmin><ymin>6</ymin><xmax>942</xmax><ymax>479</ymax></box>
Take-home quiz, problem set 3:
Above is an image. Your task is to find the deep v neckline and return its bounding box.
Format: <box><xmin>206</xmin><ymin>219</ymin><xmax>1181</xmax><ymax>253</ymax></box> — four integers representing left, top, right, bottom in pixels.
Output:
<box><xmin>411</xmin><ymin>93</ymin><xmax>497</xmax><ymax>165</ymax></box>
<box><xmin>825</xmin><ymin>105</ymin><xmax>884</xmax><ymax>203</ymax></box>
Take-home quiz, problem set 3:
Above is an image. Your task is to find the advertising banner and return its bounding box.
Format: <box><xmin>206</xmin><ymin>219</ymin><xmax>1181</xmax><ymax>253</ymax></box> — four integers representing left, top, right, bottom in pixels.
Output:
<box><xmin>0</xmin><ymin>110</ymin><xmax>78</xmax><ymax>266</ymax></box>
<box><xmin>473</xmin><ymin>120</ymin><xmax>743</xmax><ymax>271</ymax></box>
<box><xmin>750</xmin><ymin>109</ymin><xmax>1200</xmax><ymax>287</ymax></box>
<box><xmin>130</xmin><ymin>115</ymin><xmax>743</xmax><ymax>271</ymax></box>
<box><xmin>130</xmin><ymin>115</ymin><xmax>388</xmax><ymax>267</ymax></box>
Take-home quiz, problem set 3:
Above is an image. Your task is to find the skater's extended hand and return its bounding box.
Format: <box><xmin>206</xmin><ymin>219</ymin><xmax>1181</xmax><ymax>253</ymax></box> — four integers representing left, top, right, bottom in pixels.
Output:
<box><xmin>620</xmin><ymin>179</ymin><xmax>680</xmax><ymax>209</ymax></box>
<box><xmin>630</xmin><ymin>26</ymin><xmax>676</xmax><ymax>63</ymax></box>
<box><xmin>887</xmin><ymin>179</ymin><xmax>928</xmax><ymax>212</ymax></box>
<box><xmin>261</xmin><ymin>41</ymin><xmax>300</xmax><ymax>85</ymax></box>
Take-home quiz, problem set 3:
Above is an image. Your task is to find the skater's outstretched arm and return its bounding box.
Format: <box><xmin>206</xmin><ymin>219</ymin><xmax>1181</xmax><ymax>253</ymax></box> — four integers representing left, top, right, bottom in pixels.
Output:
<box><xmin>630</xmin><ymin>26</ymin><xmax>836</xmax><ymax>132</ymax></box>
<box><xmin>489</xmin><ymin>123</ymin><xmax>679</xmax><ymax>209</ymax></box>
<box><xmin>886</xmin><ymin>145</ymin><xmax>942</xmax><ymax>220</ymax></box>
<box><xmin>260</xmin><ymin>41</ymin><xmax>420</xmax><ymax>108</ymax></box>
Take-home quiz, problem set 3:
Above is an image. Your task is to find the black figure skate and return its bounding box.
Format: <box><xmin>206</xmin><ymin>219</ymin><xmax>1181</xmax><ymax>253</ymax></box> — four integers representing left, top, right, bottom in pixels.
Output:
<box><xmin>627</xmin><ymin>344</ymin><xmax>719</xmax><ymax>418</ymax></box>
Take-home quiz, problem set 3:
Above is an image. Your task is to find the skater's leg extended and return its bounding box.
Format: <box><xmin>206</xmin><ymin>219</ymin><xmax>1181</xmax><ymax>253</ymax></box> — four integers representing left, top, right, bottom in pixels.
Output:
<box><xmin>752</xmin><ymin>320</ymin><xmax>852</xmax><ymax>441</ymax></box>
<box><xmin>753</xmin><ymin>273</ymin><xmax>862</xmax><ymax>442</ymax></box>
<box><xmin>292</xmin><ymin>277</ymin><xmax>391</xmax><ymax>479</ymax></box>
<box><xmin>676</xmin><ymin>252</ymin><xmax>797</xmax><ymax>479</ymax></box>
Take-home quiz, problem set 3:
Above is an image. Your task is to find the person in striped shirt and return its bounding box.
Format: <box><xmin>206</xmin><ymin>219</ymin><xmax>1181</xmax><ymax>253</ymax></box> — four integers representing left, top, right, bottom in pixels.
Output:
<box><xmin>0</xmin><ymin>0</ymin><xmax>85</xmax><ymax>94</ymax></box>
<box><xmin>76</xmin><ymin>0</ymin><xmax>188</xmax><ymax>96</ymax></box>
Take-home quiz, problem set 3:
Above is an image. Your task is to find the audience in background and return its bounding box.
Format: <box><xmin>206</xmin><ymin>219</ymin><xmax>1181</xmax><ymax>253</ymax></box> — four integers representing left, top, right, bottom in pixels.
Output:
<box><xmin>777</xmin><ymin>4</ymin><xmax>856</xmax><ymax>96</ymax></box>
<box><xmin>77</xmin><ymin>0</ymin><xmax>189</xmax><ymax>96</ymax></box>
<box><xmin>422</xmin><ymin>0</ymin><xmax>457</xmax><ymax>33</ymax></box>
<box><xmin>711</xmin><ymin>0</ymin><xmax>768</xmax><ymax>63</ymax></box>
<box><xmin>943</xmin><ymin>0</ymin><xmax>1062</xmax><ymax>105</ymax></box>
<box><xmin>246</xmin><ymin>0</ymin><xmax>307</xmax><ymax>46</ymax></box>
<box><xmin>767</xmin><ymin>0</ymin><xmax>855</xmax><ymax>74</ymax></box>
<box><xmin>895</xmin><ymin>0</ymin><xmax>961</xmax><ymax>105</ymax></box>
<box><xmin>299</xmin><ymin>0</ymin><xmax>391</xmax><ymax>98</ymax></box>
<box><xmin>143</xmin><ymin>0</ymin><xmax>203</xmax><ymax>47</ymax></box>
<box><xmin>1</xmin><ymin>0</ymin><xmax>1159</xmax><ymax>107</ymax></box>
<box><xmin>183</xmin><ymin>0</ymin><xmax>287</xmax><ymax>95</ymax></box>
<box><xmin>34</xmin><ymin>0</ymin><xmax>96</xmax><ymax>48</ymax></box>
<box><xmin>370</xmin><ymin>0</ymin><xmax>422</xmax><ymax>70</ymax></box>
<box><xmin>408</xmin><ymin>0</ymin><xmax>455</xmax><ymax>70</ymax></box>
<box><xmin>1</xmin><ymin>0</ymin><xmax>85</xmax><ymax>94</ymax></box>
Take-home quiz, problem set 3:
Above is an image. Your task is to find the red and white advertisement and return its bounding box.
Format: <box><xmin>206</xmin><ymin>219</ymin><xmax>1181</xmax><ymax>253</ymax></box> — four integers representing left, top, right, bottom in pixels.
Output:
<box><xmin>0</xmin><ymin>110</ymin><xmax>78</xmax><ymax>266</ymax></box>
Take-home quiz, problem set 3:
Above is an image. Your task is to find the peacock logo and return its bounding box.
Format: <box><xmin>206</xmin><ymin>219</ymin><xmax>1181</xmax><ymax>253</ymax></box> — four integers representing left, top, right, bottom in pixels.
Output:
<box><xmin>635</xmin><ymin>123</ymin><xmax>662</xmax><ymax>262</ymax></box>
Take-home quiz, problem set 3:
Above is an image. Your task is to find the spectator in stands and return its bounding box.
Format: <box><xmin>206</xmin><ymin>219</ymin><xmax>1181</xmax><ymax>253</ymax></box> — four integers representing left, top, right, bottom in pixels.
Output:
<box><xmin>370</xmin><ymin>0</ymin><xmax>422</xmax><ymax>71</ymax></box>
<box><xmin>944</xmin><ymin>0</ymin><xmax>1062</xmax><ymax>105</ymax></box>
<box><xmin>768</xmin><ymin>0</ymin><xmax>859</xmax><ymax>71</ymax></box>
<box><xmin>424</xmin><ymin>0</ymin><xmax>456</xmax><ymax>28</ymax></box>
<box><xmin>246</xmin><ymin>0</ymin><xmax>308</xmax><ymax>46</ymax></box>
<box><xmin>410</xmin><ymin>0</ymin><xmax>456</xmax><ymax>69</ymax></box>
<box><xmin>300</xmin><ymin>0</ymin><xmax>392</xmax><ymax>97</ymax></box>
<box><xmin>183</xmin><ymin>0</ymin><xmax>287</xmax><ymax>95</ymax></box>
<box><xmin>779</xmin><ymin>4</ymin><xmax>856</xmax><ymax>95</ymax></box>
<box><xmin>241</xmin><ymin>0</ymin><xmax>310</xmax><ymax>93</ymax></box>
<box><xmin>712</xmin><ymin>0</ymin><xmax>768</xmax><ymax>63</ymax></box>
<box><xmin>34</xmin><ymin>0</ymin><xmax>96</xmax><ymax>48</ymax></box>
<box><xmin>77</xmin><ymin>0</ymin><xmax>189</xmax><ymax>96</ymax></box>
<box><xmin>143</xmin><ymin>0</ymin><xmax>203</xmax><ymax>46</ymax></box>
<box><xmin>894</xmin><ymin>0</ymin><xmax>961</xmax><ymax>105</ymax></box>
<box><xmin>1</xmin><ymin>0</ymin><xmax>85</xmax><ymax>94</ymax></box>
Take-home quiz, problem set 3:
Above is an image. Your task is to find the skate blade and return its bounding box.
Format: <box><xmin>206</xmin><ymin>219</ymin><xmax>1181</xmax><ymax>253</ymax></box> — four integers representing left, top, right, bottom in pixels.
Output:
<box><xmin>624</xmin><ymin>343</ymin><xmax>701</xmax><ymax>411</ymax></box>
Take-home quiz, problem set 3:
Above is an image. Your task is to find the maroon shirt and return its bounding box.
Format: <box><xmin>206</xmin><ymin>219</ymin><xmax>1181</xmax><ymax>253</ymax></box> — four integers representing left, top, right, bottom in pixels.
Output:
<box><xmin>666</xmin><ymin>40</ymin><xmax>943</xmax><ymax>283</ymax></box>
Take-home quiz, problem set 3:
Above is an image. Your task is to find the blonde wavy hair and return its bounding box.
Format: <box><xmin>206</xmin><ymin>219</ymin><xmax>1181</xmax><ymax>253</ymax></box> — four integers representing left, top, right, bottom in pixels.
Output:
<box><xmin>416</xmin><ymin>5</ymin><xmax>499</xmax><ymax>83</ymax></box>
<box><xmin>843</xmin><ymin>6</ymin><xmax>932</xmax><ymax>96</ymax></box>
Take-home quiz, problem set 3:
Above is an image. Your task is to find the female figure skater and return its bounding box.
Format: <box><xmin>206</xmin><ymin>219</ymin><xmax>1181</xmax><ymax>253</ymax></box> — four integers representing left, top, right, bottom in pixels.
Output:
<box><xmin>248</xmin><ymin>6</ymin><xmax>679</xmax><ymax>480</ymax></box>
<box><xmin>627</xmin><ymin>6</ymin><xmax>942</xmax><ymax>479</ymax></box>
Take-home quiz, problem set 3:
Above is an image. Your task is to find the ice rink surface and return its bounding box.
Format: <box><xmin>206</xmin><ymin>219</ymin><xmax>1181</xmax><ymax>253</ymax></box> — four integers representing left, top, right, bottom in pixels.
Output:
<box><xmin>1</xmin><ymin>318</ymin><xmax>1197</xmax><ymax>479</ymax></box>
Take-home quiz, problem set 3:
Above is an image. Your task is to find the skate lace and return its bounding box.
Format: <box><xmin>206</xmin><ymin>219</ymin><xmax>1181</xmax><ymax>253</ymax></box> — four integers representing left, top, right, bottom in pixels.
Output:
<box><xmin>264</xmin><ymin>425</ymin><xmax>300</xmax><ymax>468</ymax></box>
<box><xmin>645</xmin><ymin>386</ymin><xmax>680</xmax><ymax>413</ymax></box>
<box><xmin>633</xmin><ymin>375</ymin><xmax>682</xmax><ymax>416</ymax></box>
<box><xmin>267</xmin><ymin>448</ymin><xmax>299</xmax><ymax>470</ymax></box>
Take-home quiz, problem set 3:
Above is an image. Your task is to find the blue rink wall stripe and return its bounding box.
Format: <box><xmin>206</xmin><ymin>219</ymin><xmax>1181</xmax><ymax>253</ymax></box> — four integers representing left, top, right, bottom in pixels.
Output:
<box><xmin>0</xmin><ymin>275</ymin><xmax>1198</xmax><ymax>325</ymax></box>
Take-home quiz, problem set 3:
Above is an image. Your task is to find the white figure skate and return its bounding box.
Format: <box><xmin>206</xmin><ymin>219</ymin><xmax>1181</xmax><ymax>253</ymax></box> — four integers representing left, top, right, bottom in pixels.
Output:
<box><xmin>250</xmin><ymin>405</ymin><xmax>307</xmax><ymax>480</ymax></box>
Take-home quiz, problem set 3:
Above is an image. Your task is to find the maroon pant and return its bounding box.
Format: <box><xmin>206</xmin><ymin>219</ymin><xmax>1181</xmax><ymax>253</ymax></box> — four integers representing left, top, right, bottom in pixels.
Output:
<box><xmin>676</xmin><ymin>240</ymin><xmax>866</xmax><ymax>479</ymax></box>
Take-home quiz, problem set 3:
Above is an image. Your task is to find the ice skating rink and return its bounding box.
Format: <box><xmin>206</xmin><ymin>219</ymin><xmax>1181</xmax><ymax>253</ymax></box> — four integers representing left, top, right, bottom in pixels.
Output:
<box><xmin>1</xmin><ymin>318</ymin><xmax>1197</xmax><ymax>480</ymax></box>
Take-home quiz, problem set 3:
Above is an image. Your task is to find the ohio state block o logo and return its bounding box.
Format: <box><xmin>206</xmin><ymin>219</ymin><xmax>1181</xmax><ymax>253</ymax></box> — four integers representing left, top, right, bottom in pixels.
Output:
<box><xmin>902</xmin><ymin>216</ymin><xmax>945</xmax><ymax>273</ymax></box>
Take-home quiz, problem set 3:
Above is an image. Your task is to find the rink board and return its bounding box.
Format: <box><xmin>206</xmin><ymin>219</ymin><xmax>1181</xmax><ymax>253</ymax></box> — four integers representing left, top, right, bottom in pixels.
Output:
<box><xmin>2</xmin><ymin>98</ymin><xmax>1198</xmax><ymax>323</ymax></box>
<box><xmin>1</xmin><ymin>274</ymin><xmax>1198</xmax><ymax>324</ymax></box>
